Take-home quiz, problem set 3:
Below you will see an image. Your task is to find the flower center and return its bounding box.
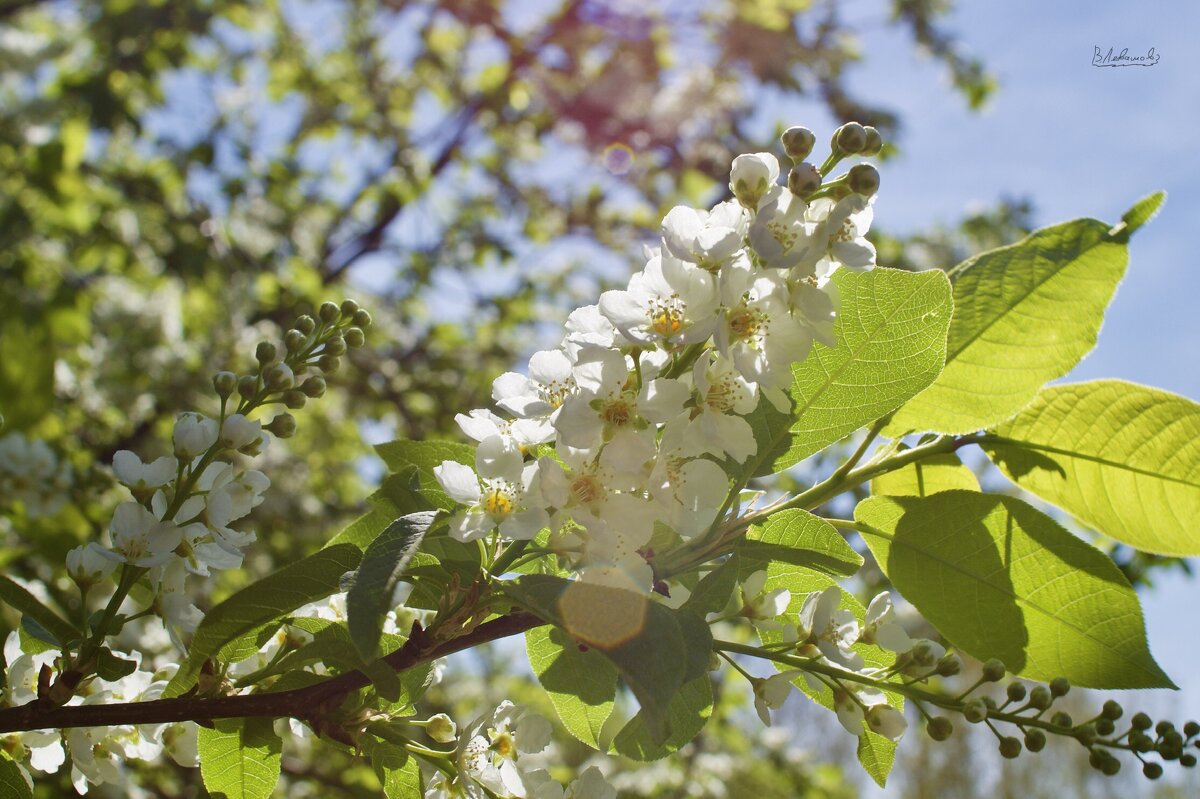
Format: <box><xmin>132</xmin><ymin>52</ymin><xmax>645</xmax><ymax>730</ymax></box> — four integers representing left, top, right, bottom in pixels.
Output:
<box><xmin>538</xmin><ymin>377</ymin><xmax>576</xmax><ymax>410</ymax></box>
<box><xmin>482</xmin><ymin>486</ymin><xmax>515</xmax><ymax>517</ymax></box>
<box><xmin>570</xmin><ymin>474</ymin><xmax>605</xmax><ymax>506</ymax></box>
<box><xmin>647</xmin><ymin>295</ymin><xmax>685</xmax><ymax>338</ymax></box>
<box><xmin>728</xmin><ymin>306</ymin><xmax>764</xmax><ymax>341</ymax></box>
<box><xmin>600</xmin><ymin>397</ymin><xmax>634</xmax><ymax>427</ymax></box>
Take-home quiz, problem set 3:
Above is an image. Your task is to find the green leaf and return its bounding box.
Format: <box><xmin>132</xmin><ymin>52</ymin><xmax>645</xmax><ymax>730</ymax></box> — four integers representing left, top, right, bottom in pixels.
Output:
<box><xmin>870</xmin><ymin>449</ymin><xmax>980</xmax><ymax>497</ymax></box>
<box><xmin>1109</xmin><ymin>191</ymin><xmax>1166</xmax><ymax>242</ymax></box>
<box><xmin>682</xmin><ymin>553</ymin><xmax>741</xmax><ymax>617</ymax></box>
<box><xmin>95</xmin><ymin>648</ymin><xmax>138</xmax><ymax>681</ymax></box>
<box><xmin>504</xmin><ymin>576</ymin><xmax>709</xmax><ymax>744</ymax></box>
<box><xmin>888</xmin><ymin>201</ymin><xmax>1159</xmax><ymax>435</ymax></box>
<box><xmin>612</xmin><ymin>675</ymin><xmax>713</xmax><ymax>761</ymax></box>
<box><xmin>738</xmin><ymin>509</ymin><xmax>863</xmax><ymax>578</ymax></box>
<box><xmin>857</xmin><ymin>702</ymin><xmax>899</xmax><ymax>788</ymax></box>
<box><xmin>164</xmin><ymin>544</ymin><xmax>361</xmax><ymax>697</ymax></box>
<box><xmin>525</xmin><ymin>625</ymin><xmax>617</xmax><ymax>749</ymax></box>
<box><xmin>362</xmin><ymin>736</ymin><xmax>423</xmax><ymax>798</ymax></box>
<box><xmin>0</xmin><ymin>754</ymin><xmax>31</xmax><ymax>799</ymax></box>
<box><xmin>983</xmin><ymin>380</ymin><xmax>1200</xmax><ymax>557</ymax></box>
<box><xmin>198</xmin><ymin>718</ymin><xmax>282</xmax><ymax>799</ymax></box>
<box><xmin>744</xmin><ymin>267</ymin><xmax>953</xmax><ymax>476</ymax></box>
<box><xmin>0</xmin><ymin>575</ymin><xmax>77</xmax><ymax>646</ymax></box>
<box><xmin>854</xmin><ymin>492</ymin><xmax>1174</xmax><ymax>688</ymax></box>
<box><xmin>374</xmin><ymin>439</ymin><xmax>475</xmax><ymax>510</ymax></box>
<box><xmin>348</xmin><ymin>512</ymin><xmax>438</xmax><ymax>659</ymax></box>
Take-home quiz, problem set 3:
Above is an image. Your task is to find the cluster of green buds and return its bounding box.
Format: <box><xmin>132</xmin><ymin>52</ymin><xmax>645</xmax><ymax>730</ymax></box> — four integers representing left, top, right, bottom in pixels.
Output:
<box><xmin>921</xmin><ymin>657</ymin><xmax>1198</xmax><ymax>780</ymax></box>
<box><xmin>212</xmin><ymin>300</ymin><xmax>371</xmax><ymax>440</ymax></box>
<box><xmin>780</xmin><ymin>121</ymin><xmax>883</xmax><ymax>202</ymax></box>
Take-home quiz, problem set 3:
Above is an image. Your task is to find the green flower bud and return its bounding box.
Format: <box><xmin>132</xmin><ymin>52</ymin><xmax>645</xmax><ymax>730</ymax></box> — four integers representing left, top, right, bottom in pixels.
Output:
<box><xmin>981</xmin><ymin>696</ymin><xmax>998</xmax><ymax>712</ymax></box>
<box><xmin>265</xmin><ymin>413</ymin><xmax>296</xmax><ymax>439</ymax></box>
<box><xmin>1130</xmin><ymin>732</ymin><xmax>1155</xmax><ymax>752</ymax></box>
<box><xmin>319</xmin><ymin>301</ymin><xmax>340</xmax><ymax>323</ymax></box>
<box><xmin>781</xmin><ymin>126</ymin><xmax>816</xmax><ymax>160</ymax></box>
<box><xmin>1143</xmin><ymin>762</ymin><xmax>1163</xmax><ymax>779</ymax></box>
<box><xmin>936</xmin><ymin>653</ymin><xmax>963</xmax><ymax>677</ymax></box>
<box><xmin>317</xmin><ymin>354</ymin><xmax>341</xmax><ymax>373</ymax></box>
<box><xmin>1049</xmin><ymin>677</ymin><xmax>1071</xmax><ymax>697</ymax></box>
<box><xmin>282</xmin><ymin>389</ymin><xmax>307</xmax><ymax>410</ymax></box>
<box><xmin>927</xmin><ymin>716</ymin><xmax>953</xmax><ymax>741</ymax></box>
<box><xmin>982</xmin><ymin>658</ymin><xmax>1006</xmax><ymax>682</ymax></box>
<box><xmin>1101</xmin><ymin>700</ymin><xmax>1123</xmax><ymax>721</ymax></box>
<box><xmin>352</xmin><ymin>309</ymin><xmax>372</xmax><ymax>328</ymax></box>
<box><xmin>911</xmin><ymin>640</ymin><xmax>938</xmax><ymax>667</ymax></box>
<box><xmin>964</xmin><ymin>698</ymin><xmax>989</xmax><ymax>724</ymax></box>
<box><xmin>1076</xmin><ymin>724</ymin><xmax>1099</xmax><ymax>745</ymax></box>
<box><xmin>1029</xmin><ymin>685</ymin><xmax>1052</xmax><ymax>710</ymax></box>
<box><xmin>325</xmin><ymin>335</ymin><xmax>347</xmax><ymax>357</ymax></box>
<box><xmin>1095</xmin><ymin>718</ymin><xmax>1116</xmax><ymax>736</ymax></box>
<box><xmin>1100</xmin><ymin>754</ymin><xmax>1122</xmax><ymax>776</ymax></box>
<box><xmin>301</xmin><ymin>376</ymin><xmax>326</xmax><ymax>398</ymax></box>
<box><xmin>426</xmin><ymin>713</ymin><xmax>457</xmax><ymax>744</ymax></box>
<box><xmin>834</xmin><ymin>122</ymin><xmax>867</xmax><ymax>154</ymax></box>
<box><xmin>1006</xmin><ymin>682</ymin><xmax>1027</xmax><ymax>703</ymax></box>
<box><xmin>1163</xmin><ymin>730</ymin><xmax>1185</xmax><ymax>749</ymax></box>
<box><xmin>1181</xmin><ymin>753</ymin><xmax>1197</xmax><ymax>768</ymax></box>
<box><xmin>848</xmin><ymin>163</ymin><xmax>880</xmax><ymax>197</ymax></box>
<box><xmin>255</xmin><ymin>341</ymin><xmax>277</xmax><ymax>365</ymax></box>
<box><xmin>345</xmin><ymin>327</ymin><xmax>366</xmax><ymax>348</ymax></box>
<box><xmin>787</xmin><ymin>162</ymin><xmax>822</xmax><ymax>197</ymax></box>
<box><xmin>1183</xmin><ymin>721</ymin><xmax>1199</xmax><ymax>738</ymax></box>
<box><xmin>1050</xmin><ymin>711</ymin><xmax>1073</xmax><ymax>729</ymax></box>
<box><xmin>861</xmin><ymin>125</ymin><xmax>883</xmax><ymax>156</ymax></box>
<box><xmin>340</xmin><ymin>299</ymin><xmax>360</xmax><ymax>317</ymax></box>
<box><xmin>1156</xmin><ymin>720</ymin><xmax>1175</xmax><ymax>737</ymax></box>
<box><xmin>296</xmin><ymin>315</ymin><xmax>316</xmax><ymax>334</ymax></box>
<box><xmin>1024</xmin><ymin>729</ymin><xmax>1046</xmax><ymax>752</ymax></box>
<box><xmin>284</xmin><ymin>329</ymin><xmax>307</xmax><ymax>353</ymax></box>
<box><xmin>1132</xmin><ymin>712</ymin><xmax>1153</xmax><ymax>730</ymax></box>
<box><xmin>999</xmin><ymin>736</ymin><xmax>1022</xmax><ymax>759</ymax></box>
<box><xmin>213</xmin><ymin>371</ymin><xmax>237</xmax><ymax>398</ymax></box>
<box><xmin>237</xmin><ymin>375</ymin><xmax>259</xmax><ymax>399</ymax></box>
<box><xmin>264</xmin><ymin>362</ymin><xmax>295</xmax><ymax>390</ymax></box>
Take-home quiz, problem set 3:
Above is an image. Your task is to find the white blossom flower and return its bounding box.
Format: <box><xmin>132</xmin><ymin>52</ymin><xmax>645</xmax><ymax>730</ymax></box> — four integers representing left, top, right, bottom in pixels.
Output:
<box><xmin>565</xmin><ymin>767</ymin><xmax>617</xmax><ymax>799</ymax></box>
<box><xmin>66</xmin><ymin>543</ymin><xmax>119</xmax><ymax>585</ymax></box>
<box><xmin>0</xmin><ymin>432</ymin><xmax>72</xmax><ymax>517</ymax></box>
<box><xmin>861</xmin><ymin>593</ymin><xmax>913</xmax><ymax>653</ymax></box>
<box><xmin>661</xmin><ymin>200</ymin><xmax>746</xmax><ymax>271</ymax></box>
<box><xmin>753</xmin><ymin>671</ymin><xmax>801</xmax><ymax>726</ymax></box>
<box><xmin>866</xmin><ymin>701</ymin><xmax>908</xmax><ymax>741</ymax></box>
<box><xmin>455</xmin><ymin>409</ymin><xmax>553</xmax><ymax>449</ymax></box>
<box><xmin>748</xmin><ymin>186</ymin><xmax>818</xmax><ymax>271</ymax></box>
<box><xmin>737</xmin><ymin>570</ymin><xmax>791</xmax><ymax>623</ymax></box>
<box><xmin>795</xmin><ymin>586</ymin><xmax>863</xmax><ymax>670</ymax></box>
<box><xmin>717</xmin><ymin>268</ymin><xmax>812</xmax><ymax>389</ymax></box>
<box><xmin>434</xmin><ymin>437</ymin><xmax>548</xmax><ymax>542</ymax></box>
<box><xmin>807</xmin><ymin>194</ymin><xmax>876</xmax><ymax>275</ymax></box>
<box><xmin>172</xmin><ymin>412</ymin><xmax>218</xmax><ymax>459</ymax></box>
<box><xmin>563</xmin><ymin>304</ymin><xmax>617</xmax><ymax>354</ymax></box>
<box><xmin>103</xmin><ymin>502</ymin><xmax>184</xmax><ymax>568</ymax></box>
<box><xmin>598</xmin><ymin>251</ymin><xmax>719</xmax><ymax>348</ymax></box>
<box><xmin>647</xmin><ymin>416</ymin><xmax>730</xmax><ymax>540</ymax></box>
<box><xmin>789</xmin><ymin>275</ymin><xmax>839</xmax><ymax>348</ymax></box>
<box><xmin>112</xmin><ymin>450</ymin><xmax>177</xmax><ymax>491</ymax></box>
<box><xmin>493</xmin><ymin>349</ymin><xmax>577</xmax><ymax>419</ymax></box>
<box><xmin>458</xmin><ymin>701</ymin><xmax>551</xmax><ymax>798</ymax></box>
<box><xmin>729</xmin><ymin>152</ymin><xmax>780</xmax><ymax>209</ymax></box>
<box><xmin>688</xmin><ymin>355</ymin><xmax>758</xmax><ymax>463</ymax></box>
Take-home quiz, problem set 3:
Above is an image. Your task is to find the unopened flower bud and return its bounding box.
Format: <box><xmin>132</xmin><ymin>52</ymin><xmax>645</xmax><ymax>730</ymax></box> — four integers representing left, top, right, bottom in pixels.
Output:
<box><xmin>282</xmin><ymin>389</ymin><xmax>306</xmax><ymax>410</ymax></box>
<box><xmin>301</xmin><ymin>376</ymin><xmax>326</xmax><ymax>398</ymax></box>
<box><xmin>1049</xmin><ymin>677</ymin><xmax>1071</xmax><ymax>697</ymax></box>
<box><xmin>729</xmin><ymin>152</ymin><xmax>781</xmax><ymax>209</ymax></box>
<box><xmin>426</xmin><ymin>713</ymin><xmax>457</xmax><ymax>744</ymax></box>
<box><xmin>1096</xmin><ymin>718</ymin><xmax>1116</xmax><ymax>736</ymax></box>
<box><xmin>265</xmin><ymin>363</ymin><xmax>295</xmax><ymax>390</ymax></box>
<box><xmin>238</xmin><ymin>375</ymin><xmax>259</xmax><ymax>399</ymax></box>
<box><xmin>352</xmin><ymin>309</ymin><xmax>373</xmax><ymax>328</ymax></box>
<box><xmin>296</xmin><ymin>315</ymin><xmax>316</xmax><ymax>334</ymax></box>
<box><xmin>1130</xmin><ymin>732</ymin><xmax>1153</xmax><ymax>752</ymax></box>
<box><xmin>1156</xmin><ymin>720</ymin><xmax>1175</xmax><ymax>737</ymax></box>
<box><xmin>1181</xmin><ymin>753</ymin><xmax>1197</xmax><ymax>768</ymax></box>
<box><xmin>861</xmin><ymin>125</ymin><xmax>883</xmax><ymax>156</ymax></box>
<box><xmin>999</xmin><ymin>736</ymin><xmax>1022</xmax><ymax>759</ymax></box>
<box><xmin>340</xmin><ymin>299</ymin><xmax>360</xmax><ymax>317</ymax></box>
<box><xmin>324</xmin><ymin>335</ymin><xmax>347</xmax><ymax>357</ymax></box>
<box><xmin>284</xmin><ymin>329</ymin><xmax>306</xmax><ymax>353</ymax></box>
<box><xmin>173</xmin><ymin>412</ymin><xmax>219</xmax><ymax>459</ymax></box>
<box><xmin>1051</xmin><ymin>711</ymin><xmax>1073</xmax><ymax>729</ymax></box>
<box><xmin>1024</xmin><ymin>729</ymin><xmax>1046</xmax><ymax>752</ymax></box>
<box><xmin>255</xmin><ymin>341</ymin><xmax>277</xmax><ymax>365</ymax></box>
<box><xmin>213</xmin><ymin>371</ymin><xmax>237</xmax><ymax>398</ymax></box>
<box><xmin>926</xmin><ymin>717</ymin><xmax>953</xmax><ymax>741</ymax></box>
<box><xmin>1076</xmin><ymin>724</ymin><xmax>1099</xmax><ymax>745</ymax></box>
<box><xmin>1101</xmin><ymin>700</ymin><xmax>1123</xmax><ymax>721</ymax></box>
<box><xmin>1029</xmin><ymin>686</ymin><xmax>1052</xmax><ymax>710</ymax></box>
<box><xmin>318</xmin><ymin>354</ymin><xmax>341</xmax><ymax>373</ymax></box>
<box><xmin>911</xmin><ymin>640</ymin><xmax>938</xmax><ymax>667</ymax></box>
<box><xmin>834</xmin><ymin>122</ymin><xmax>867</xmax><ymax>154</ymax></box>
<box><xmin>936</xmin><ymin>653</ymin><xmax>962</xmax><ymax>676</ymax></box>
<box><xmin>1132</xmin><ymin>712</ymin><xmax>1152</xmax><ymax>730</ymax></box>
<box><xmin>788</xmin><ymin>162</ymin><xmax>822</xmax><ymax>197</ymax></box>
<box><xmin>781</xmin><ymin>126</ymin><xmax>816</xmax><ymax>160</ymax></box>
<box><xmin>982</xmin><ymin>658</ymin><xmax>1006</xmax><ymax>682</ymax></box>
<box><xmin>964</xmin><ymin>698</ymin><xmax>989</xmax><ymax>723</ymax></box>
<box><xmin>345</xmin><ymin>327</ymin><xmax>365</xmax><ymax>348</ymax></box>
<box><xmin>265</xmin><ymin>413</ymin><xmax>296</xmax><ymax>439</ymax></box>
<box><xmin>1007</xmin><ymin>682</ymin><xmax>1027</xmax><ymax>703</ymax></box>
<box><xmin>1183</xmin><ymin>720</ymin><xmax>1199</xmax><ymax>738</ymax></box>
<box><xmin>848</xmin><ymin>163</ymin><xmax>880</xmax><ymax>196</ymax></box>
<box><xmin>319</xmin><ymin>301</ymin><xmax>340</xmax><ymax>323</ymax></box>
<box><xmin>1143</xmin><ymin>762</ymin><xmax>1163</xmax><ymax>779</ymax></box>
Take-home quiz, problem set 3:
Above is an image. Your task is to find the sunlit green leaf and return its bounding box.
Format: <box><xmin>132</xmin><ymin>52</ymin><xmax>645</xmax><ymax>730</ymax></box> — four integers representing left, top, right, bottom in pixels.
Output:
<box><xmin>198</xmin><ymin>718</ymin><xmax>282</xmax><ymax>799</ymax></box>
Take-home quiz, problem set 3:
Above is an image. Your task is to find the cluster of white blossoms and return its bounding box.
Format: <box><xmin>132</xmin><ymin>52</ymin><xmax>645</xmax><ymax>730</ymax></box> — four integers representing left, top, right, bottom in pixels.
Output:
<box><xmin>435</xmin><ymin>148</ymin><xmax>877</xmax><ymax>591</ymax></box>
<box><xmin>0</xmin><ymin>431</ymin><xmax>73</xmax><ymax>519</ymax></box>
<box><xmin>426</xmin><ymin>701</ymin><xmax>616</xmax><ymax>799</ymax></box>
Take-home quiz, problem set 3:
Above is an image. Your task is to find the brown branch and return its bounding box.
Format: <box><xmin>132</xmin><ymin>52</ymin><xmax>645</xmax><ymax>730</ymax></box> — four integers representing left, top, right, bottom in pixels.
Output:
<box><xmin>0</xmin><ymin>612</ymin><xmax>544</xmax><ymax>734</ymax></box>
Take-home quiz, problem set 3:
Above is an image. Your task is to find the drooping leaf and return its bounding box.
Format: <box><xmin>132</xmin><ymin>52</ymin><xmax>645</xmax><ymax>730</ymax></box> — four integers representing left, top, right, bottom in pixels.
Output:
<box><xmin>983</xmin><ymin>380</ymin><xmax>1200</xmax><ymax>556</ymax></box>
<box><xmin>743</xmin><ymin>267</ymin><xmax>953</xmax><ymax>476</ymax></box>
<box><xmin>526</xmin><ymin>625</ymin><xmax>618</xmax><ymax>749</ymax></box>
<box><xmin>361</xmin><ymin>735</ymin><xmax>423</xmax><ymax>798</ymax></box>
<box><xmin>871</xmin><ymin>449</ymin><xmax>980</xmax><ymax>497</ymax></box>
<box><xmin>198</xmin><ymin>718</ymin><xmax>282</xmax><ymax>799</ymax></box>
<box><xmin>888</xmin><ymin>195</ymin><xmax>1163</xmax><ymax>435</ymax></box>
<box><xmin>504</xmin><ymin>575</ymin><xmax>709</xmax><ymax>744</ymax></box>
<box><xmin>347</xmin><ymin>511</ymin><xmax>438</xmax><ymax>659</ymax></box>
<box><xmin>0</xmin><ymin>575</ymin><xmax>77</xmax><ymax>646</ymax></box>
<box><xmin>738</xmin><ymin>509</ymin><xmax>863</xmax><ymax>578</ymax></box>
<box><xmin>373</xmin><ymin>439</ymin><xmax>475</xmax><ymax>510</ymax></box>
<box><xmin>164</xmin><ymin>544</ymin><xmax>362</xmax><ymax>697</ymax></box>
<box><xmin>855</xmin><ymin>492</ymin><xmax>1174</xmax><ymax>688</ymax></box>
<box><xmin>682</xmin><ymin>553</ymin><xmax>741</xmax><ymax>617</ymax></box>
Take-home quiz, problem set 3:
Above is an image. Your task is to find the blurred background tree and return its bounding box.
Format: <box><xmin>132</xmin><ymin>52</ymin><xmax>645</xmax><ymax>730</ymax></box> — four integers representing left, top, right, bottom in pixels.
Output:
<box><xmin>15</xmin><ymin>1</ymin><xmax>1184</xmax><ymax>797</ymax></box>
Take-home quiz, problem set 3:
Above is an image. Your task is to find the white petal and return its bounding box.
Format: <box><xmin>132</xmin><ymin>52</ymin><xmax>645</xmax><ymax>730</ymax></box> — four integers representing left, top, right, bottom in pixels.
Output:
<box><xmin>434</xmin><ymin>461</ymin><xmax>481</xmax><ymax>505</ymax></box>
